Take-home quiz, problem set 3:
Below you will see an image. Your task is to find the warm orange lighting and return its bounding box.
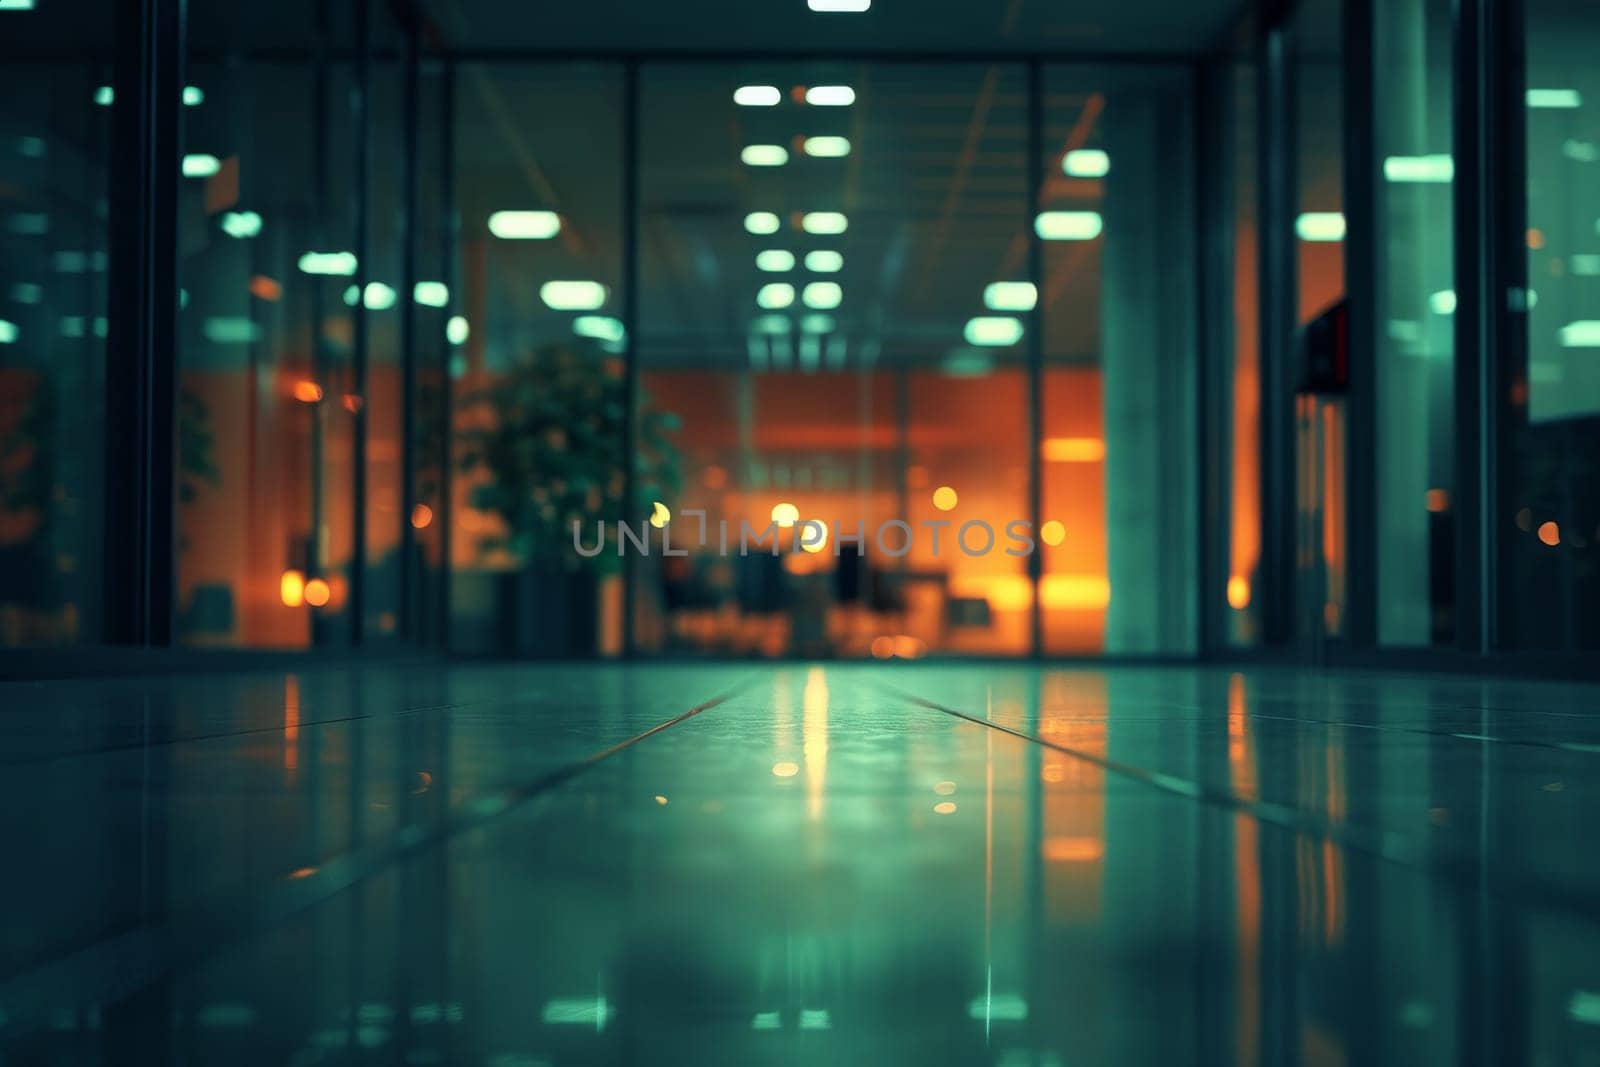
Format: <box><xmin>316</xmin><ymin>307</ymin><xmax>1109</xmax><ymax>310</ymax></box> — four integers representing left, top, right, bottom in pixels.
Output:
<box><xmin>933</xmin><ymin>801</ymin><xmax>957</xmax><ymax>815</ymax></box>
<box><xmin>288</xmin><ymin>866</ymin><xmax>317</xmax><ymax>880</ymax></box>
<box><xmin>772</xmin><ymin>760</ymin><xmax>800</xmax><ymax>778</ymax></box>
<box><xmin>1227</xmin><ymin>575</ymin><xmax>1251</xmax><ymax>610</ymax></box>
<box><xmin>934</xmin><ymin>780</ymin><xmax>956</xmax><ymax>796</ymax></box>
<box><xmin>1042</xmin><ymin>836</ymin><xmax>1106</xmax><ymax>863</ymax></box>
<box><xmin>870</xmin><ymin>635</ymin><xmax>895</xmax><ymax>659</ymax></box>
<box><xmin>654</xmin><ymin>794</ymin><xmax>668</xmax><ymax>806</ymax></box>
<box><xmin>649</xmin><ymin>501</ymin><xmax>671</xmax><ymax>529</ymax></box>
<box><xmin>771</xmin><ymin>502</ymin><xmax>799</xmax><ymax>527</ymax></box>
<box><xmin>279</xmin><ymin>569</ymin><xmax>306</xmax><ymax>607</ymax></box>
<box><xmin>702</xmin><ymin>465</ymin><xmax>728</xmax><ymax>489</ymax></box>
<box><xmin>304</xmin><ymin>578</ymin><xmax>331</xmax><ymax>607</ymax></box>
<box><xmin>906</xmin><ymin>464</ymin><xmax>929</xmax><ymax>489</ymax></box>
<box><xmin>249</xmin><ymin>274</ymin><xmax>282</xmax><ymax>301</ymax></box>
<box><xmin>932</xmin><ymin>486</ymin><xmax>958</xmax><ymax>511</ymax></box>
<box><xmin>1041</xmin><ymin>574</ymin><xmax>1111</xmax><ymax>611</ymax></box>
<box><xmin>1039</xmin><ymin>519</ymin><xmax>1066</xmax><ymax>546</ymax></box>
<box><xmin>892</xmin><ymin>634</ymin><xmax>926</xmax><ymax>659</ymax></box>
<box><xmin>292</xmin><ymin>380</ymin><xmax>323</xmax><ymax>403</ymax></box>
<box><xmin>1425</xmin><ymin>488</ymin><xmax>1450</xmax><ymax>513</ymax></box>
<box><xmin>342</xmin><ymin>393</ymin><xmax>364</xmax><ymax>414</ymax></box>
<box><xmin>410</xmin><ymin>503</ymin><xmax>434</xmax><ymax>529</ymax></box>
<box><xmin>1041</xmin><ymin>437</ymin><xmax>1106</xmax><ymax>463</ymax></box>
<box><xmin>1538</xmin><ymin>521</ymin><xmax>1560</xmax><ymax>546</ymax></box>
<box><xmin>1527</xmin><ymin>228</ymin><xmax>1544</xmax><ymax>249</ymax></box>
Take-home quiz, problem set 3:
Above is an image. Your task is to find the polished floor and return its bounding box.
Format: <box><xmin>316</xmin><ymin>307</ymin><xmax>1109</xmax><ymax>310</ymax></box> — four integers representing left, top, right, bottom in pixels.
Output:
<box><xmin>1</xmin><ymin>663</ymin><xmax>1599</xmax><ymax>1065</ymax></box>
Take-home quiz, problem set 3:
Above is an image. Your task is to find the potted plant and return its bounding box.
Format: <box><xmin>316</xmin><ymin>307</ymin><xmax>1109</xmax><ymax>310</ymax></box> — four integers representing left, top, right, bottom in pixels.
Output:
<box><xmin>455</xmin><ymin>342</ymin><xmax>680</xmax><ymax>656</ymax></box>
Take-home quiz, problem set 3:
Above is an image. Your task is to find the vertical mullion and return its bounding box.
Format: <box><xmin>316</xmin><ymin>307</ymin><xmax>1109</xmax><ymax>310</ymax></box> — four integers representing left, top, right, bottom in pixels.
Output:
<box><xmin>1026</xmin><ymin>59</ymin><xmax>1044</xmax><ymax>659</ymax></box>
<box><xmin>1257</xmin><ymin>24</ymin><xmax>1297</xmax><ymax>648</ymax></box>
<box><xmin>399</xmin><ymin>12</ymin><xmax>420</xmax><ymax>642</ymax></box>
<box><xmin>349</xmin><ymin>0</ymin><xmax>371</xmax><ymax>646</ymax></box>
<box><xmin>439</xmin><ymin>61</ymin><xmax>457</xmax><ymax>650</ymax></box>
<box><xmin>104</xmin><ymin>0</ymin><xmax>183</xmax><ymax>647</ymax></box>
<box><xmin>621</xmin><ymin>59</ymin><xmax>641</xmax><ymax>659</ymax></box>
<box><xmin>1343</xmin><ymin>0</ymin><xmax>1379</xmax><ymax>648</ymax></box>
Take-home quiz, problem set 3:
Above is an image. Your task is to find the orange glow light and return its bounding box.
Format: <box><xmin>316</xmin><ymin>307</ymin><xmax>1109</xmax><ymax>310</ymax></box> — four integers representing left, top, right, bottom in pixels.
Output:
<box><xmin>1527</xmin><ymin>228</ymin><xmax>1544</xmax><ymax>250</ymax></box>
<box><xmin>304</xmin><ymin>578</ymin><xmax>331</xmax><ymax>607</ymax></box>
<box><xmin>1040</xmin><ymin>519</ymin><xmax>1066</xmax><ymax>546</ymax></box>
<box><xmin>342</xmin><ymin>393</ymin><xmax>364</xmax><ymax>414</ymax></box>
<box><xmin>249</xmin><ymin>274</ymin><xmax>282</xmax><ymax>301</ymax></box>
<box><xmin>1041</xmin><ymin>574</ymin><xmax>1111</xmax><ymax>611</ymax></box>
<box><xmin>933</xmin><ymin>801</ymin><xmax>957</xmax><ymax>815</ymax></box>
<box><xmin>1042</xmin><ymin>836</ymin><xmax>1105</xmax><ymax>863</ymax></box>
<box><xmin>771</xmin><ymin>502</ymin><xmax>799</xmax><ymax>527</ymax></box>
<box><xmin>279</xmin><ymin>569</ymin><xmax>306</xmax><ymax>607</ymax></box>
<box><xmin>1425</xmin><ymin>488</ymin><xmax>1450</xmax><ymax>513</ymax></box>
<box><xmin>1537</xmin><ymin>521</ymin><xmax>1560</xmax><ymax>546</ymax></box>
<box><xmin>892</xmin><ymin>634</ymin><xmax>926</xmax><ymax>659</ymax></box>
<box><xmin>932</xmin><ymin>486</ymin><xmax>958</xmax><ymax>511</ymax></box>
<box><xmin>702</xmin><ymin>465</ymin><xmax>728</xmax><ymax>489</ymax></box>
<box><xmin>410</xmin><ymin>503</ymin><xmax>434</xmax><ymax>529</ymax></box>
<box><xmin>772</xmin><ymin>761</ymin><xmax>800</xmax><ymax>778</ymax></box>
<box><xmin>870</xmin><ymin>635</ymin><xmax>895</xmax><ymax>659</ymax></box>
<box><xmin>292</xmin><ymin>380</ymin><xmax>323</xmax><ymax>403</ymax></box>
<box><xmin>1227</xmin><ymin>575</ymin><xmax>1251</xmax><ymax>610</ymax></box>
<box><xmin>1041</xmin><ymin>437</ymin><xmax>1106</xmax><ymax>463</ymax></box>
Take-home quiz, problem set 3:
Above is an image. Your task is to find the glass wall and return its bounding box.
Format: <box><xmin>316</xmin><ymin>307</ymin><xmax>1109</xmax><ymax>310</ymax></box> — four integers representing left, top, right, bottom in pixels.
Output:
<box><xmin>1374</xmin><ymin>0</ymin><xmax>1456</xmax><ymax>646</ymax></box>
<box><xmin>0</xmin><ymin>3</ymin><xmax>112</xmax><ymax>647</ymax></box>
<box><xmin>1291</xmin><ymin>0</ymin><xmax>1348</xmax><ymax>643</ymax></box>
<box><xmin>1500</xmin><ymin>0</ymin><xmax>1600</xmax><ymax>651</ymax></box>
<box><xmin>635</xmin><ymin>63</ymin><xmax>1033</xmax><ymax>658</ymax></box>
<box><xmin>449</xmin><ymin>64</ymin><xmax>627</xmax><ymax>657</ymax></box>
<box><xmin>1039</xmin><ymin>66</ymin><xmax>1198</xmax><ymax>654</ymax></box>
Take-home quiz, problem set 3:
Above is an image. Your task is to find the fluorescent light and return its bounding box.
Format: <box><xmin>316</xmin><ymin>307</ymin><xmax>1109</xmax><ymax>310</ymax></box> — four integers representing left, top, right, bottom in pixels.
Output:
<box><xmin>183</xmin><ymin>85</ymin><xmax>205</xmax><ymax>106</ymax></box>
<box><xmin>202</xmin><ymin>317</ymin><xmax>262</xmax><ymax>344</ymax></box>
<box><xmin>1063</xmin><ymin>149</ymin><xmax>1109</xmax><ymax>177</ymax></box>
<box><xmin>93</xmin><ymin>86</ymin><xmax>113</xmax><ymax>106</ymax></box>
<box><xmin>1295</xmin><ymin>212</ymin><xmax>1346</xmax><ymax>242</ymax></box>
<box><xmin>17</xmin><ymin>136</ymin><xmax>44</xmax><ymax>157</ymax></box>
<box><xmin>1429</xmin><ymin>289</ymin><xmax>1457</xmax><ymax>315</ymax></box>
<box><xmin>0</xmin><ymin>320</ymin><xmax>17</xmax><ymax>344</ymax></box>
<box><xmin>805</xmin><ymin>85</ymin><xmax>856</xmax><ymax>106</ymax></box>
<box><xmin>1527</xmin><ymin>89</ymin><xmax>1581</xmax><ymax>109</ymax></box>
<box><xmin>1559</xmin><ymin>321</ymin><xmax>1600</xmax><ymax>347</ymax></box>
<box><xmin>757</xmin><ymin>283</ymin><xmax>795</xmax><ymax>309</ymax></box>
<box><xmin>734</xmin><ymin>85</ymin><xmax>781</xmax><ymax>107</ymax></box>
<box><xmin>344</xmin><ymin>282</ymin><xmax>397</xmax><ymax>310</ymax></box>
<box><xmin>540</xmin><ymin>280</ymin><xmax>609</xmax><ymax>310</ymax></box>
<box><xmin>808</xmin><ymin>0</ymin><xmax>870</xmax><ymax>9</ymax></box>
<box><xmin>487</xmin><ymin>210</ymin><xmax>560</xmax><ymax>239</ymax></box>
<box><xmin>967</xmin><ymin>994</ymin><xmax>1028</xmax><ymax>1022</ymax></box>
<box><xmin>574</xmin><ymin>315</ymin><xmax>625</xmax><ymax>343</ymax></box>
<box><xmin>413</xmin><ymin>281</ymin><xmax>449</xmax><ymax>307</ymax></box>
<box><xmin>941</xmin><ymin>349</ymin><xmax>992</xmax><ymax>376</ymax></box>
<box><xmin>298</xmin><ymin>251</ymin><xmax>358</xmax><ymax>276</ymax></box>
<box><xmin>1572</xmin><ymin>254</ymin><xmax>1600</xmax><ymax>276</ymax></box>
<box><xmin>182</xmin><ymin>154</ymin><xmax>221</xmax><ymax>178</ymax></box>
<box><xmin>0</xmin><ymin>1</ymin><xmax>38</xmax><ymax>10</ymax></box>
<box><xmin>52</xmin><ymin>251</ymin><xmax>89</xmax><ymax>272</ymax></box>
<box><xmin>8</xmin><ymin>212</ymin><xmax>48</xmax><ymax>235</ymax></box>
<box><xmin>805</xmin><ymin>250</ymin><xmax>843</xmax><ymax>272</ymax></box>
<box><xmin>756</xmin><ymin>249</ymin><xmax>796</xmax><ymax>271</ymax></box>
<box><xmin>753</xmin><ymin>314</ymin><xmax>790</xmax><ymax>335</ymax></box>
<box><xmin>1034</xmin><ymin>211</ymin><xmax>1103</xmax><ymax>240</ymax></box>
<box><xmin>803</xmin><ymin>136</ymin><xmax>850</xmax><ymax>158</ymax></box>
<box><xmin>742</xmin><ymin>144</ymin><xmax>789</xmax><ymax>166</ymax></box>
<box><xmin>802</xmin><ymin>211</ymin><xmax>847</xmax><ymax>235</ymax></box>
<box><xmin>745</xmin><ymin>211</ymin><xmax>781</xmax><ymax>235</ymax></box>
<box><xmin>965</xmin><ymin>316</ymin><xmax>1024</xmax><ymax>346</ymax></box>
<box><xmin>446</xmin><ymin>315</ymin><xmax>469</xmax><ymax>345</ymax></box>
<box><xmin>1563</xmin><ymin>139</ymin><xmax>1600</xmax><ymax>163</ymax></box>
<box><xmin>1383</xmin><ymin>154</ymin><xmax>1454</xmax><ymax>182</ymax></box>
<box><xmin>984</xmin><ymin>281</ymin><xmax>1037</xmax><ymax>311</ymax></box>
<box><xmin>9</xmin><ymin>282</ymin><xmax>42</xmax><ymax>304</ymax></box>
<box><xmin>219</xmin><ymin>210</ymin><xmax>262</xmax><ymax>238</ymax></box>
<box><xmin>541</xmin><ymin>998</ymin><xmax>610</xmax><ymax>1029</ymax></box>
<box><xmin>802</xmin><ymin>282</ymin><xmax>842</xmax><ymax>309</ymax></box>
<box><xmin>801</xmin><ymin>313</ymin><xmax>835</xmax><ymax>332</ymax></box>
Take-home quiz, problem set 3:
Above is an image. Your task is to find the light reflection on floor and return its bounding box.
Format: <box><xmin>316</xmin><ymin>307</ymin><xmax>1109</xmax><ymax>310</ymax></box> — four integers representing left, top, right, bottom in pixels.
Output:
<box><xmin>1</xmin><ymin>663</ymin><xmax>1598</xmax><ymax>1064</ymax></box>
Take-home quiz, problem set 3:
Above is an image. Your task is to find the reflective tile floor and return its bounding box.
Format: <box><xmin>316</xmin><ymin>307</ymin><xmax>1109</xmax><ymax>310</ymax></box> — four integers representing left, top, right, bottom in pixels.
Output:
<box><xmin>3</xmin><ymin>663</ymin><xmax>1600</xmax><ymax>1065</ymax></box>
